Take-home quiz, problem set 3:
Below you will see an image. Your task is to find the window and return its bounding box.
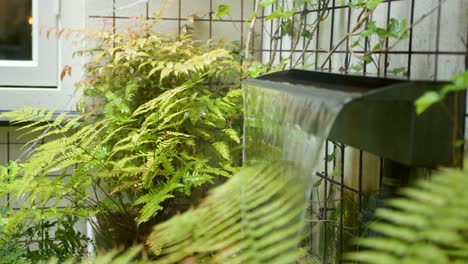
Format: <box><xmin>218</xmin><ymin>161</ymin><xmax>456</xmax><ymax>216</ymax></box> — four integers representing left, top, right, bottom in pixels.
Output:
<box><xmin>0</xmin><ymin>0</ymin><xmax>58</xmax><ymax>87</ymax></box>
<box><xmin>0</xmin><ymin>0</ymin><xmax>85</xmax><ymax>111</ymax></box>
<box><xmin>0</xmin><ymin>0</ymin><xmax>32</xmax><ymax>61</ymax></box>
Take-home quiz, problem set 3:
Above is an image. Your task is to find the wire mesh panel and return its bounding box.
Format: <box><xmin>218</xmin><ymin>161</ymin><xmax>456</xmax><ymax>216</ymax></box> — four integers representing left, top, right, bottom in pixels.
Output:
<box><xmin>85</xmin><ymin>0</ymin><xmax>259</xmax><ymax>48</ymax></box>
<box><xmin>253</xmin><ymin>0</ymin><xmax>467</xmax><ymax>262</ymax></box>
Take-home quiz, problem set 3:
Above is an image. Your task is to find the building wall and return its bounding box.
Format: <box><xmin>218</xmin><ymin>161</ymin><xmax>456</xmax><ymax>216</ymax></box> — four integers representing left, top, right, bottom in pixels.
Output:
<box><xmin>85</xmin><ymin>0</ymin><xmax>257</xmax><ymax>44</ymax></box>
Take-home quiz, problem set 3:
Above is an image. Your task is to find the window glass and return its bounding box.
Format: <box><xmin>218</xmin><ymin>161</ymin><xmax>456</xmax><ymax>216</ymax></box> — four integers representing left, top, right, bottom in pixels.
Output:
<box><xmin>0</xmin><ymin>0</ymin><xmax>32</xmax><ymax>61</ymax></box>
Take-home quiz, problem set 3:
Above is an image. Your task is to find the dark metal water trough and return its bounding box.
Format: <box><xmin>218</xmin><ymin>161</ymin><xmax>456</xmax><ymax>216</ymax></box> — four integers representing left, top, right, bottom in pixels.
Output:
<box><xmin>245</xmin><ymin>69</ymin><xmax>465</xmax><ymax>168</ymax></box>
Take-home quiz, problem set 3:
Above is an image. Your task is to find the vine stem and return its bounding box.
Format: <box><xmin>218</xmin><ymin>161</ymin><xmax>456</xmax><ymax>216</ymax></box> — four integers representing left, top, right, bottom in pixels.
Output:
<box><xmin>245</xmin><ymin>0</ymin><xmax>262</xmax><ymax>59</ymax></box>
<box><xmin>267</xmin><ymin>20</ymin><xmax>282</xmax><ymax>69</ymax></box>
<box><xmin>287</xmin><ymin>4</ymin><xmax>309</xmax><ymax>64</ymax></box>
<box><xmin>293</xmin><ymin>0</ymin><xmax>331</xmax><ymax>68</ymax></box>
<box><xmin>319</xmin><ymin>8</ymin><xmax>369</xmax><ymax>69</ymax></box>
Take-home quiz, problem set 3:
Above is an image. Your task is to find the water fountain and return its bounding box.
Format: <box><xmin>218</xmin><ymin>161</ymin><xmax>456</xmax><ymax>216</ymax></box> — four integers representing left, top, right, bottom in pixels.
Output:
<box><xmin>148</xmin><ymin>69</ymin><xmax>464</xmax><ymax>263</ymax></box>
<box><xmin>245</xmin><ymin>69</ymin><xmax>464</xmax><ymax>168</ymax></box>
<box><xmin>243</xmin><ymin>69</ymin><xmax>464</xmax><ymax>262</ymax></box>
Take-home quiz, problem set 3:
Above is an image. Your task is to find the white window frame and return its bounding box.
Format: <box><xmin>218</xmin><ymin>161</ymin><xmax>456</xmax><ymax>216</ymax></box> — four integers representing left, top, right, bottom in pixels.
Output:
<box><xmin>0</xmin><ymin>0</ymin><xmax>85</xmax><ymax>111</ymax></box>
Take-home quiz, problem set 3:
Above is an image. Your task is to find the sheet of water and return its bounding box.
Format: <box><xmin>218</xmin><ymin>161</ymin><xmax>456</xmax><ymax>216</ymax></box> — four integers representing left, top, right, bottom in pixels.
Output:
<box><xmin>243</xmin><ymin>81</ymin><xmax>353</xmax><ymax>262</ymax></box>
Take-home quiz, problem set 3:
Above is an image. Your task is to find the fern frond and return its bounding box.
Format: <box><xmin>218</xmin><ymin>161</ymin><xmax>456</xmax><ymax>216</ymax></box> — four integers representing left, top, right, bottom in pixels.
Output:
<box><xmin>0</xmin><ymin>107</ymin><xmax>48</xmax><ymax>125</ymax></box>
<box><xmin>222</xmin><ymin>128</ymin><xmax>241</xmax><ymax>143</ymax></box>
<box><xmin>346</xmin><ymin>166</ymin><xmax>468</xmax><ymax>263</ymax></box>
<box><xmin>212</xmin><ymin>141</ymin><xmax>231</xmax><ymax>160</ymax></box>
<box><xmin>182</xmin><ymin>171</ymin><xmax>213</xmax><ymax>195</ymax></box>
<box><xmin>134</xmin><ymin>174</ymin><xmax>183</xmax><ymax>225</ymax></box>
<box><xmin>147</xmin><ymin>162</ymin><xmax>308</xmax><ymax>264</ymax></box>
<box><xmin>18</xmin><ymin>111</ymin><xmax>67</xmax><ymax>136</ymax></box>
<box><xmin>132</xmin><ymin>84</ymin><xmax>191</xmax><ymax>117</ymax></box>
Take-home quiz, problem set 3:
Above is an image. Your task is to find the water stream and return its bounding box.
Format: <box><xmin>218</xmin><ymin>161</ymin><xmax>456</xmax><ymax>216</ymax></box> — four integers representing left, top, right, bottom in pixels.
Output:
<box><xmin>243</xmin><ymin>80</ymin><xmax>357</xmax><ymax>262</ymax></box>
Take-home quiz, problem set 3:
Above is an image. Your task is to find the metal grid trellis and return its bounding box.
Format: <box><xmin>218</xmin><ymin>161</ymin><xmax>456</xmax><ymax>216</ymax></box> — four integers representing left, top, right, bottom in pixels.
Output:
<box><xmin>253</xmin><ymin>0</ymin><xmax>468</xmax><ymax>262</ymax></box>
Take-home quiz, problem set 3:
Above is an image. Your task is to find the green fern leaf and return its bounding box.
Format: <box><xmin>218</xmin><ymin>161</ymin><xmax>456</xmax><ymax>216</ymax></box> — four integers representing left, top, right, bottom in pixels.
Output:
<box><xmin>212</xmin><ymin>141</ymin><xmax>230</xmax><ymax>160</ymax></box>
<box><xmin>134</xmin><ymin>175</ymin><xmax>183</xmax><ymax>225</ymax></box>
<box><xmin>223</xmin><ymin>128</ymin><xmax>240</xmax><ymax>143</ymax></box>
<box><xmin>182</xmin><ymin>171</ymin><xmax>213</xmax><ymax>195</ymax></box>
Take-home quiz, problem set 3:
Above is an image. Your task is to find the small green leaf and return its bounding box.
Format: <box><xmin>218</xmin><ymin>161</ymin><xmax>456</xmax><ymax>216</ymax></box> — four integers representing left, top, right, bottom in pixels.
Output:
<box><xmin>330</xmin><ymin>167</ymin><xmax>341</xmax><ymax>177</ymax></box>
<box><xmin>325</xmin><ymin>152</ymin><xmax>335</xmax><ymax>162</ymax></box>
<box><xmin>372</xmin><ymin>43</ymin><xmax>381</xmax><ymax>51</ymax></box>
<box><xmin>350</xmin><ymin>63</ymin><xmax>363</xmax><ymax>72</ymax></box>
<box><xmin>363</xmin><ymin>54</ymin><xmax>372</xmax><ymax>64</ymax></box>
<box><xmin>455</xmin><ymin>139</ymin><xmax>464</xmax><ymax>147</ymax></box>
<box><xmin>361</xmin><ymin>21</ymin><xmax>377</xmax><ymax>37</ymax></box>
<box><xmin>376</xmin><ymin>28</ymin><xmax>390</xmax><ymax>38</ymax></box>
<box><xmin>450</xmin><ymin>71</ymin><xmax>468</xmax><ymax>89</ymax></box>
<box><xmin>246</xmin><ymin>11</ymin><xmax>257</xmax><ymax>22</ymax></box>
<box><xmin>213</xmin><ymin>4</ymin><xmax>231</xmax><ymax>20</ymax></box>
<box><xmin>313</xmin><ymin>179</ymin><xmax>323</xmax><ymax>188</ymax></box>
<box><xmin>260</xmin><ymin>0</ymin><xmax>277</xmax><ymax>7</ymax></box>
<box><xmin>248</xmin><ymin>63</ymin><xmax>267</xmax><ymax>78</ymax></box>
<box><xmin>223</xmin><ymin>128</ymin><xmax>241</xmax><ymax>143</ymax></box>
<box><xmin>352</xmin><ymin>38</ymin><xmax>361</xmax><ymax>48</ymax></box>
<box><xmin>281</xmin><ymin>9</ymin><xmax>296</xmax><ymax>19</ymax></box>
<box><xmin>301</xmin><ymin>30</ymin><xmax>311</xmax><ymax>38</ymax></box>
<box><xmin>366</xmin><ymin>0</ymin><xmax>384</xmax><ymax>10</ymax></box>
<box><xmin>414</xmin><ymin>91</ymin><xmax>441</xmax><ymax>115</ymax></box>
<box><xmin>281</xmin><ymin>20</ymin><xmax>294</xmax><ymax>36</ymax></box>
<box><xmin>0</xmin><ymin>206</ymin><xmax>10</xmax><ymax>214</ymax></box>
<box><xmin>265</xmin><ymin>8</ymin><xmax>283</xmax><ymax>20</ymax></box>
<box><xmin>387</xmin><ymin>18</ymin><xmax>408</xmax><ymax>39</ymax></box>
<box><xmin>213</xmin><ymin>141</ymin><xmax>231</xmax><ymax>160</ymax></box>
<box><xmin>388</xmin><ymin>67</ymin><xmax>407</xmax><ymax>76</ymax></box>
<box><xmin>349</xmin><ymin>0</ymin><xmax>366</xmax><ymax>8</ymax></box>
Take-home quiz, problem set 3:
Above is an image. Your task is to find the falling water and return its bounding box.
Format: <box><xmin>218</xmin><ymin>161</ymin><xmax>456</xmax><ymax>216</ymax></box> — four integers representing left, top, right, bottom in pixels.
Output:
<box><xmin>243</xmin><ymin>79</ymin><xmax>358</xmax><ymax>262</ymax></box>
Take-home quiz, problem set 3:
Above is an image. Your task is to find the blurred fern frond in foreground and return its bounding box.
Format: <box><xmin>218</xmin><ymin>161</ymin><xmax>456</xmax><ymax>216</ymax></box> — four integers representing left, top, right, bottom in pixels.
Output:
<box><xmin>147</xmin><ymin>162</ymin><xmax>309</xmax><ymax>264</ymax></box>
<box><xmin>346</xmin><ymin>165</ymin><xmax>468</xmax><ymax>264</ymax></box>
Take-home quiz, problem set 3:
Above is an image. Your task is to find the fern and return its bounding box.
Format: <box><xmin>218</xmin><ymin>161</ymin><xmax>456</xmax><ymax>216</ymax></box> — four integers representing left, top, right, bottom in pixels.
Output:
<box><xmin>212</xmin><ymin>141</ymin><xmax>231</xmax><ymax>160</ymax></box>
<box><xmin>223</xmin><ymin>128</ymin><xmax>241</xmax><ymax>143</ymax></box>
<box><xmin>133</xmin><ymin>174</ymin><xmax>184</xmax><ymax>225</ymax></box>
<box><xmin>182</xmin><ymin>171</ymin><xmax>214</xmax><ymax>195</ymax></box>
<box><xmin>346</xmin><ymin>166</ymin><xmax>468</xmax><ymax>263</ymax></box>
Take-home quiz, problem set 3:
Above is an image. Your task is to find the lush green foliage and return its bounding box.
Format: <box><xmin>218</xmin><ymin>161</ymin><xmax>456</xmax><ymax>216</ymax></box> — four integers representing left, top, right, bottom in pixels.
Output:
<box><xmin>346</xmin><ymin>165</ymin><xmax>468</xmax><ymax>263</ymax></box>
<box><xmin>0</xmin><ymin>149</ymin><xmax>91</xmax><ymax>261</ymax></box>
<box><xmin>0</xmin><ymin>19</ymin><xmax>242</xmax><ymax>260</ymax></box>
<box><xmin>0</xmin><ymin>241</ymin><xmax>30</xmax><ymax>264</ymax></box>
<box><xmin>76</xmin><ymin>24</ymin><xmax>243</xmax><ymax>224</ymax></box>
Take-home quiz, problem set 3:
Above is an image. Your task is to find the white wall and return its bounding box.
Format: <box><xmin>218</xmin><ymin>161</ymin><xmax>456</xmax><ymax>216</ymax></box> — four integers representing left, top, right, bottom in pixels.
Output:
<box><xmin>85</xmin><ymin>0</ymin><xmax>258</xmax><ymax>44</ymax></box>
